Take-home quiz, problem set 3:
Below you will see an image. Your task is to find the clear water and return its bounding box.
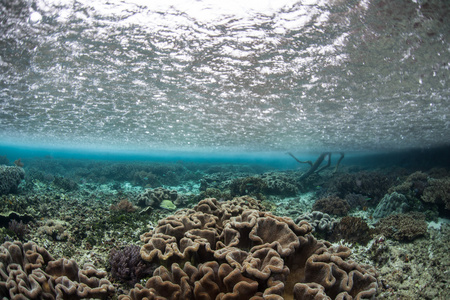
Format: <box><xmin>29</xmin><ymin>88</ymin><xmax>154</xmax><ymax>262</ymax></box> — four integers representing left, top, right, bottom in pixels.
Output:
<box><xmin>0</xmin><ymin>0</ymin><xmax>449</xmax><ymax>156</ymax></box>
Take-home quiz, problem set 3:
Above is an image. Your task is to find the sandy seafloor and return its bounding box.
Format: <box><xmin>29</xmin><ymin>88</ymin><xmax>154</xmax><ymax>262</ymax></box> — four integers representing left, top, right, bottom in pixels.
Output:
<box><xmin>1</xmin><ymin>152</ymin><xmax>449</xmax><ymax>299</ymax></box>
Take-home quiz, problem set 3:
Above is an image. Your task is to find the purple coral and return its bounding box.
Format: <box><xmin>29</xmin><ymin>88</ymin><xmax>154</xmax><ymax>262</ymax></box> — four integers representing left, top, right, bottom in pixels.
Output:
<box><xmin>109</xmin><ymin>245</ymin><xmax>156</xmax><ymax>286</ymax></box>
<box><xmin>8</xmin><ymin>219</ymin><xmax>29</xmax><ymax>239</ymax></box>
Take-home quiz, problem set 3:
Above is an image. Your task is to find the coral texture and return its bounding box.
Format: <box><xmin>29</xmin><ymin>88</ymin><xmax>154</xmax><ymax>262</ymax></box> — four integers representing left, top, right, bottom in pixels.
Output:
<box><xmin>373</xmin><ymin>192</ymin><xmax>412</xmax><ymax>219</ymax></box>
<box><xmin>110</xmin><ymin>199</ymin><xmax>136</xmax><ymax>212</ymax></box>
<box><xmin>332</xmin><ymin>216</ymin><xmax>373</xmax><ymax>245</ymax></box>
<box><xmin>259</xmin><ymin>172</ymin><xmax>299</xmax><ymax>196</ymax></box>
<box><xmin>376</xmin><ymin>212</ymin><xmax>427</xmax><ymax>241</ymax></box>
<box><xmin>312</xmin><ymin>196</ymin><xmax>350</xmax><ymax>216</ymax></box>
<box><xmin>229</xmin><ymin>176</ymin><xmax>268</xmax><ymax>198</ymax></box>
<box><xmin>330</xmin><ymin>171</ymin><xmax>394</xmax><ymax>203</ymax></box>
<box><xmin>422</xmin><ymin>177</ymin><xmax>450</xmax><ymax>210</ymax></box>
<box><xmin>136</xmin><ymin>187</ymin><xmax>179</xmax><ymax>208</ymax></box>
<box><xmin>130</xmin><ymin>197</ymin><xmax>378</xmax><ymax>299</ymax></box>
<box><xmin>295</xmin><ymin>211</ymin><xmax>338</xmax><ymax>234</ymax></box>
<box><xmin>109</xmin><ymin>245</ymin><xmax>156</xmax><ymax>286</ymax></box>
<box><xmin>0</xmin><ymin>165</ymin><xmax>25</xmax><ymax>195</ymax></box>
<box><xmin>0</xmin><ymin>241</ymin><xmax>114</xmax><ymax>299</ymax></box>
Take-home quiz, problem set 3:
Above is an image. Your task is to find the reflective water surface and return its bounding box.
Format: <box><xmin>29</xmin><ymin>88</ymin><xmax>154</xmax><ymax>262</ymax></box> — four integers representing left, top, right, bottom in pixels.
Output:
<box><xmin>0</xmin><ymin>0</ymin><xmax>449</xmax><ymax>153</ymax></box>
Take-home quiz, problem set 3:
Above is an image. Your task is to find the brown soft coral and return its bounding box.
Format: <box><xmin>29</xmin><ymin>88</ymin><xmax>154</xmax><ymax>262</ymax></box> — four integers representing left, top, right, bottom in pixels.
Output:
<box><xmin>133</xmin><ymin>197</ymin><xmax>378</xmax><ymax>299</ymax></box>
<box><xmin>0</xmin><ymin>241</ymin><xmax>114</xmax><ymax>299</ymax></box>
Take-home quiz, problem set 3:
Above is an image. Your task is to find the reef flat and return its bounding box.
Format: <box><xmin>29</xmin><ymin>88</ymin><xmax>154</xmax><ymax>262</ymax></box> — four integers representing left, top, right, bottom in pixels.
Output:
<box><xmin>1</xmin><ymin>156</ymin><xmax>449</xmax><ymax>299</ymax></box>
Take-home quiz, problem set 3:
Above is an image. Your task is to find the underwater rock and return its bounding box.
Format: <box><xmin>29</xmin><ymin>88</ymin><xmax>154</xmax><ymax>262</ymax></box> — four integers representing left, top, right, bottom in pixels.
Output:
<box><xmin>0</xmin><ymin>165</ymin><xmax>25</xmax><ymax>195</ymax></box>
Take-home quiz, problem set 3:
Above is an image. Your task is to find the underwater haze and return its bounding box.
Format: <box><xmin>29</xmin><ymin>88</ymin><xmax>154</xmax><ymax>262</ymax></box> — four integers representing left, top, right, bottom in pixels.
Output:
<box><xmin>0</xmin><ymin>0</ymin><xmax>449</xmax><ymax>156</ymax></box>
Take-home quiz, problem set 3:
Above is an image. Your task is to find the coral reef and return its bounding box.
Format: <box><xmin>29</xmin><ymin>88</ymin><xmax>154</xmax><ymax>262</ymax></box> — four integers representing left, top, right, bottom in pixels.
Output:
<box><xmin>109</xmin><ymin>245</ymin><xmax>156</xmax><ymax>286</ymax></box>
<box><xmin>259</xmin><ymin>172</ymin><xmax>299</xmax><ymax>196</ymax></box>
<box><xmin>312</xmin><ymin>196</ymin><xmax>350</xmax><ymax>216</ymax></box>
<box><xmin>110</xmin><ymin>199</ymin><xmax>136</xmax><ymax>212</ymax></box>
<box><xmin>295</xmin><ymin>211</ymin><xmax>337</xmax><ymax>236</ymax></box>
<box><xmin>375</xmin><ymin>212</ymin><xmax>427</xmax><ymax>241</ymax></box>
<box><xmin>388</xmin><ymin>171</ymin><xmax>428</xmax><ymax>198</ymax></box>
<box><xmin>0</xmin><ymin>241</ymin><xmax>114</xmax><ymax>299</ymax></box>
<box><xmin>328</xmin><ymin>171</ymin><xmax>394</xmax><ymax>204</ymax></box>
<box><xmin>132</xmin><ymin>197</ymin><xmax>378</xmax><ymax>299</ymax></box>
<box><xmin>136</xmin><ymin>187</ymin><xmax>179</xmax><ymax>208</ymax></box>
<box><xmin>422</xmin><ymin>177</ymin><xmax>450</xmax><ymax>210</ymax></box>
<box><xmin>7</xmin><ymin>219</ymin><xmax>29</xmax><ymax>239</ymax></box>
<box><xmin>345</xmin><ymin>193</ymin><xmax>370</xmax><ymax>210</ymax></box>
<box><xmin>0</xmin><ymin>165</ymin><xmax>25</xmax><ymax>195</ymax></box>
<box><xmin>332</xmin><ymin>216</ymin><xmax>373</xmax><ymax>245</ymax></box>
<box><xmin>373</xmin><ymin>192</ymin><xmax>413</xmax><ymax>219</ymax></box>
<box><xmin>53</xmin><ymin>176</ymin><xmax>78</xmax><ymax>191</ymax></box>
<box><xmin>365</xmin><ymin>223</ymin><xmax>450</xmax><ymax>299</ymax></box>
<box><xmin>229</xmin><ymin>176</ymin><xmax>267</xmax><ymax>198</ymax></box>
<box><xmin>37</xmin><ymin>219</ymin><xmax>72</xmax><ymax>242</ymax></box>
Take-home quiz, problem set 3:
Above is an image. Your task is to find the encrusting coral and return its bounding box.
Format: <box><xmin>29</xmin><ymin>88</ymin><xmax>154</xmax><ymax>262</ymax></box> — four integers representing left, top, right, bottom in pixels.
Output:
<box><xmin>121</xmin><ymin>196</ymin><xmax>378</xmax><ymax>299</ymax></box>
<box><xmin>0</xmin><ymin>241</ymin><xmax>114</xmax><ymax>299</ymax></box>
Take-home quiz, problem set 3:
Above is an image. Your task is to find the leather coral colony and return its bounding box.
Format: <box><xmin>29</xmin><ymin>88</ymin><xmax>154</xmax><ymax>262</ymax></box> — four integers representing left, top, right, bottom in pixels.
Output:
<box><xmin>121</xmin><ymin>197</ymin><xmax>378</xmax><ymax>300</ymax></box>
<box><xmin>0</xmin><ymin>241</ymin><xmax>114</xmax><ymax>299</ymax></box>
